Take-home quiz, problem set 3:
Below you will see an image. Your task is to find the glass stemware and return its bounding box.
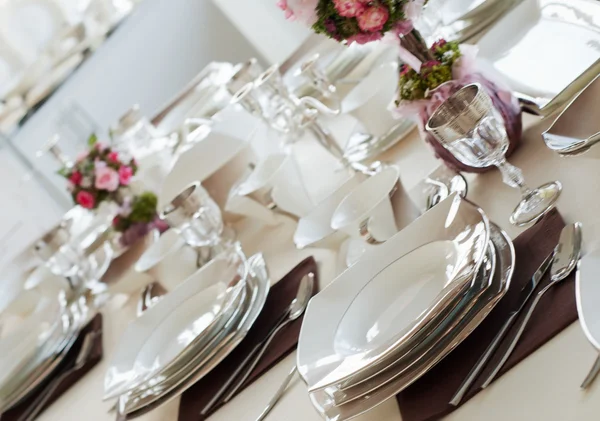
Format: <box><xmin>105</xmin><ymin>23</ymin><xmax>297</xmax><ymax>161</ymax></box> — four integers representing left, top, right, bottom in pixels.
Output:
<box><xmin>295</xmin><ymin>53</ymin><xmax>338</xmax><ymax>101</ymax></box>
<box><xmin>426</xmin><ymin>83</ymin><xmax>561</xmax><ymax>226</ymax></box>
<box><xmin>159</xmin><ymin>182</ymin><xmax>232</xmax><ymax>265</ymax></box>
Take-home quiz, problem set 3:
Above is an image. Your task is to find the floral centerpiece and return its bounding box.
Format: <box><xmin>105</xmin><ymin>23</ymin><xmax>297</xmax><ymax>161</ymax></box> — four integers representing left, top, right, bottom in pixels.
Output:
<box><xmin>59</xmin><ymin>134</ymin><xmax>167</xmax><ymax>246</ymax></box>
<box><xmin>277</xmin><ymin>0</ymin><xmax>521</xmax><ymax>172</ymax></box>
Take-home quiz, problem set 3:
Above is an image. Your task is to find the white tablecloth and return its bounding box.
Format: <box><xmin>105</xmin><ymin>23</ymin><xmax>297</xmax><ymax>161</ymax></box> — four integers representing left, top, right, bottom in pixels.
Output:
<box><xmin>33</xmin><ymin>109</ymin><xmax>600</xmax><ymax>421</ymax></box>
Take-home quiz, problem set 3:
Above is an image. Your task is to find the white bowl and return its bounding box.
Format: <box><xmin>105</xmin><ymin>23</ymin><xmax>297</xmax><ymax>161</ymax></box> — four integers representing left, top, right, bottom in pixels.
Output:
<box><xmin>341</xmin><ymin>62</ymin><xmax>398</xmax><ymax>137</ymax></box>
<box><xmin>236</xmin><ymin>153</ymin><xmax>313</xmax><ymax>218</ymax></box>
<box><xmin>331</xmin><ymin>166</ymin><xmax>400</xmax><ymax>243</ymax></box>
<box><xmin>134</xmin><ymin>230</ymin><xmax>199</xmax><ymax>291</ymax></box>
<box><xmin>294</xmin><ymin>174</ymin><xmax>366</xmax><ymax>249</ymax></box>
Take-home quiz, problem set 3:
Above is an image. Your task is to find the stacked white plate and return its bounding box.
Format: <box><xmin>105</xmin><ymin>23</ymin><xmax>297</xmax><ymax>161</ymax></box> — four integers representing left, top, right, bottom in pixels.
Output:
<box><xmin>0</xmin><ymin>268</ymin><xmax>89</xmax><ymax>411</ymax></box>
<box><xmin>297</xmin><ymin>194</ymin><xmax>515</xmax><ymax>421</ymax></box>
<box><xmin>105</xmin><ymin>245</ymin><xmax>271</xmax><ymax>418</ymax></box>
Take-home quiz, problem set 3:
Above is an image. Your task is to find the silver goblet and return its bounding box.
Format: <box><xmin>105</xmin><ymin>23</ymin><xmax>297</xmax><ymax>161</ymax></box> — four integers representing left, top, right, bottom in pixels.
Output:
<box><xmin>160</xmin><ymin>182</ymin><xmax>231</xmax><ymax>265</ymax></box>
<box><xmin>426</xmin><ymin>83</ymin><xmax>561</xmax><ymax>226</ymax></box>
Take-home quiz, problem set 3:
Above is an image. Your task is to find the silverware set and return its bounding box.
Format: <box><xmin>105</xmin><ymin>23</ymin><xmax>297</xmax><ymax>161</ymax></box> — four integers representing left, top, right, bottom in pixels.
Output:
<box><xmin>451</xmin><ymin>223</ymin><xmax>582</xmax><ymax>404</ymax></box>
<box><xmin>201</xmin><ymin>273</ymin><xmax>314</xmax><ymax>417</ymax></box>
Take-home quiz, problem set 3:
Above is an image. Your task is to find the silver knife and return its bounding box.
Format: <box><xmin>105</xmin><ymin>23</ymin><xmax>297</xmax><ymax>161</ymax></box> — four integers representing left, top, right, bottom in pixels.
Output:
<box><xmin>450</xmin><ymin>251</ymin><xmax>554</xmax><ymax>405</ymax></box>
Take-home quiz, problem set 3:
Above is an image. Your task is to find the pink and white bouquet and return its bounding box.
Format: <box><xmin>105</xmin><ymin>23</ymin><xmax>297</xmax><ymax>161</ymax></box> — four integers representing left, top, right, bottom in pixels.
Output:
<box><xmin>277</xmin><ymin>0</ymin><xmax>418</xmax><ymax>44</ymax></box>
<box><xmin>59</xmin><ymin>134</ymin><xmax>165</xmax><ymax>245</ymax></box>
<box><xmin>59</xmin><ymin>134</ymin><xmax>138</xmax><ymax>210</ymax></box>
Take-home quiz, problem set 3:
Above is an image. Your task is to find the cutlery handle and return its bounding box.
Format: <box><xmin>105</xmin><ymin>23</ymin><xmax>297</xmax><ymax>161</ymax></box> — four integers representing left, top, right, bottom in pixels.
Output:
<box><xmin>200</xmin><ymin>344</ymin><xmax>263</xmax><ymax>416</ymax></box>
<box><xmin>20</xmin><ymin>371</ymin><xmax>69</xmax><ymax>421</ymax></box>
<box><xmin>581</xmin><ymin>355</ymin><xmax>600</xmax><ymax>389</ymax></box>
<box><xmin>450</xmin><ymin>311</ymin><xmax>519</xmax><ymax>405</ymax></box>
<box><xmin>481</xmin><ymin>283</ymin><xmax>553</xmax><ymax>388</ymax></box>
<box><xmin>223</xmin><ymin>319</ymin><xmax>291</xmax><ymax>403</ymax></box>
<box><xmin>201</xmin><ymin>313</ymin><xmax>290</xmax><ymax>416</ymax></box>
<box><xmin>255</xmin><ymin>365</ymin><xmax>297</xmax><ymax>421</ymax></box>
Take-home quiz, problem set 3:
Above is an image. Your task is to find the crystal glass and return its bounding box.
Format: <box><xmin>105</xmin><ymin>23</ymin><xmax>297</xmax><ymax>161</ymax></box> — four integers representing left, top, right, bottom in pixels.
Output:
<box><xmin>226</xmin><ymin>58</ymin><xmax>264</xmax><ymax>96</ymax></box>
<box><xmin>426</xmin><ymin>83</ymin><xmax>561</xmax><ymax>226</ymax></box>
<box><xmin>159</xmin><ymin>182</ymin><xmax>227</xmax><ymax>265</ymax></box>
<box><xmin>296</xmin><ymin>53</ymin><xmax>338</xmax><ymax>101</ymax></box>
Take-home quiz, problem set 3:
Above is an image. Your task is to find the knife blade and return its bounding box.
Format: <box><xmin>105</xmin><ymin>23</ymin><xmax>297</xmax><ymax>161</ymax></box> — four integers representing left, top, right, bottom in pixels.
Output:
<box><xmin>450</xmin><ymin>251</ymin><xmax>554</xmax><ymax>405</ymax></box>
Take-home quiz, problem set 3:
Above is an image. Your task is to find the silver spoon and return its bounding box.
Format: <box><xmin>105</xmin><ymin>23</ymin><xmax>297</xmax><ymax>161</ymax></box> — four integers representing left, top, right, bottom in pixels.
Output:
<box><xmin>201</xmin><ymin>272</ymin><xmax>315</xmax><ymax>415</ymax></box>
<box><xmin>482</xmin><ymin>222</ymin><xmax>582</xmax><ymax>388</ymax></box>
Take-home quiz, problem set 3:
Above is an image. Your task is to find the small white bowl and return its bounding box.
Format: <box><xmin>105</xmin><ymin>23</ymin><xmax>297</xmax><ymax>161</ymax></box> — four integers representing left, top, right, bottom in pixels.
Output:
<box><xmin>134</xmin><ymin>230</ymin><xmax>199</xmax><ymax>291</ymax></box>
<box><xmin>332</xmin><ymin>166</ymin><xmax>400</xmax><ymax>244</ymax></box>
<box><xmin>294</xmin><ymin>174</ymin><xmax>365</xmax><ymax>249</ymax></box>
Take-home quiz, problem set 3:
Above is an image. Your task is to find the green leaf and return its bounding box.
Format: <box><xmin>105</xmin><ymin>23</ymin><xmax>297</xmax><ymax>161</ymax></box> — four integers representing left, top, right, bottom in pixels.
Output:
<box><xmin>87</xmin><ymin>133</ymin><xmax>98</xmax><ymax>147</ymax></box>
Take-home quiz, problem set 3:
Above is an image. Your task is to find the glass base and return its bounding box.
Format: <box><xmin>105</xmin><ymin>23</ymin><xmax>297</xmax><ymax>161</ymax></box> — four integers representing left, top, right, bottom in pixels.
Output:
<box><xmin>509</xmin><ymin>181</ymin><xmax>562</xmax><ymax>226</ymax></box>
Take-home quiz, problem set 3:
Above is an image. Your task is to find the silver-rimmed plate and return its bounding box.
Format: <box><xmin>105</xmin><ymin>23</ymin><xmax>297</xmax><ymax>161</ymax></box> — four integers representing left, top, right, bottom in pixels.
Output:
<box><xmin>424</xmin><ymin>0</ymin><xmax>521</xmax><ymax>42</ymax></box>
<box><xmin>310</xmin><ymin>223</ymin><xmax>514</xmax><ymax>421</ymax></box>
<box><xmin>104</xmin><ymin>246</ymin><xmax>249</xmax><ymax>400</ymax></box>
<box><xmin>120</xmin><ymin>253</ymin><xmax>270</xmax><ymax>417</ymax></box>
<box><xmin>298</xmin><ymin>195</ymin><xmax>489</xmax><ymax>392</ymax></box>
<box><xmin>0</xmin><ymin>293</ymin><xmax>89</xmax><ymax>410</ymax></box>
<box><xmin>477</xmin><ymin>0</ymin><xmax>600</xmax><ymax>117</ymax></box>
<box><xmin>542</xmin><ymin>73</ymin><xmax>600</xmax><ymax>156</ymax></box>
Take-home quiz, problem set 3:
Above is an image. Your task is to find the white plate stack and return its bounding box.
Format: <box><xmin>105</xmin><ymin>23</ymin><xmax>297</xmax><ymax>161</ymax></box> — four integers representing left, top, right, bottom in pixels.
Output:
<box><xmin>297</xmin><ymin>194</ymin><xmax>515</xmax><ymax>421</ymax></box>
<box><xmin>104</xmin><ymin>245</ymin><xmax>271</xmax><ymax>418</ymax></box>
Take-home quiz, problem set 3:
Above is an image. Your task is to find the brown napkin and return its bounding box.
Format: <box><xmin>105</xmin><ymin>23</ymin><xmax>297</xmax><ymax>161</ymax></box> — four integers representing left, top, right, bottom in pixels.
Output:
<box><xmin>178</xmin><ymin>256</ymin><xmax>319</xmax><ymax>421</ymax></box>
<box><xmin>1</xmin><ymin>314</ymin><xmax>104</xmax><ymax>421</ymax></box>
<box><xmin>396</xmin><ymin>209</ymin><xmax>577</xmax><ymax>421</ymax></box>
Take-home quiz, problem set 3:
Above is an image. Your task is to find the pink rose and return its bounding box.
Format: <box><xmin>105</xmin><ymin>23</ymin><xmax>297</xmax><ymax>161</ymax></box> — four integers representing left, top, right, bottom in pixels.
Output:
<box><xmin>118</xmin><ymin>166</ymin><xmax>133</xmax><ymax>185</ymax></box>
<box><xmin>333</xmin><ymin>0</ymin><xmax>365</xmax><ymax>17</ymax></box>
<box><xmin>357</xmin><ymin>5</ymin><xmax>389</xmax><ymax>32</ymax></box>
<box><xmin>95</xmin><ymin>166</ymin><xmax>120</xmax><ymax>192</ymax></box>
<box><xmin>108</xmin><ymin>151</ymin><xmax>119</xmax><ymax>163</ymax></box>
<box><xmin>95</xmin><ymin>142</ymin><xmax>108</xmax><ymax>152</ymax></box>
<box><xmin>69</xmin><ymin>171</ymin><xmax>82</xmax><ymax>185</ymax></box>
<box><xmin>76</xmin><ymin>191</ymin><xmax>95</xmax><ymax>209</ymax></box>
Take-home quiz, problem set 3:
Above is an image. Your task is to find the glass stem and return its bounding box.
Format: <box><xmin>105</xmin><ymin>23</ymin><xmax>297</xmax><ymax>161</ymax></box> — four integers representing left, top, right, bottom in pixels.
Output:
<box><xmin>496</xmin><ymin>159</ymin><xmax>533</xmax><ymax>197</ymax></box>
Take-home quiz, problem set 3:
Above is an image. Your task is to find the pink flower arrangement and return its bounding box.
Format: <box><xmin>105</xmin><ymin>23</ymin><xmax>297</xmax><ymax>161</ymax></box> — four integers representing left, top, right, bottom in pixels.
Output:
<box><xmin>58</xmin><ymin>134</ymin><xmax>139</xmax><ymax>210</ymax></box>
<box><xmin>279</xmin><ymin>0</ymin><xmax>414</xmax><ymax>45</ymax></box>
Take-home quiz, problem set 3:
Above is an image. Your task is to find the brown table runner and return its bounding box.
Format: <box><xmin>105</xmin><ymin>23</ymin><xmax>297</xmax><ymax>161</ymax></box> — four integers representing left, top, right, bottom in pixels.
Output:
<box><xmin>1</xmin><ymin>314</ymin><xmax>103</xmax><ymax>421</ymax></box>
<box><xmin>178</xmin><ymin>256</ymin><xmax>319</xmax><ymax>421</ymax></box>
<box><xmin>397</xmin><ymin>209</ymin><xmax>577</xmax><ymax>421</ymax></box>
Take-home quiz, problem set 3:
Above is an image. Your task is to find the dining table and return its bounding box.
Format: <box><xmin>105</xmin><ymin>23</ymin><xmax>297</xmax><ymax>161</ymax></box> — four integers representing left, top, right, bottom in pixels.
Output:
<box><xmin>24</xmin><ymin>97</ymin><xmax>600</xmax><ymax>421</ymax></box>
<box><xmin>2</xmin><ymin>9</ymin><xmax>594</xmax><ymax>415</ymax></box>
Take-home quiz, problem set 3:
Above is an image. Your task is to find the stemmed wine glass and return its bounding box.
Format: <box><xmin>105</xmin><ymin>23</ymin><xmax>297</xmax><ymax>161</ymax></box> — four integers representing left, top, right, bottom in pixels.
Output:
<box><xmin>231</xmin><ymin>64</ymin><xmax>379</xmax><ymax>175</ymax></box>
<box><xmin>159</xmin><ymin>182</ymin><xmax>234</xmax><ymax>266</ymax></box>
<box><xmin>426</xmin><ymin>83</ymin><xmax>562</xmax><ymax>226</ymax></box>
